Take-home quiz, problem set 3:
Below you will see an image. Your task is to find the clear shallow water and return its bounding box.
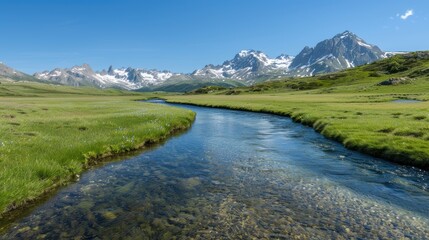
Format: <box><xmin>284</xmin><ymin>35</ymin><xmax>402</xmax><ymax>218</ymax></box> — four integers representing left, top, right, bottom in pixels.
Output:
<box><xmin>1</xmin><ymin>101</ymin><xmax>429</xmax><ymax>239</ymax></box>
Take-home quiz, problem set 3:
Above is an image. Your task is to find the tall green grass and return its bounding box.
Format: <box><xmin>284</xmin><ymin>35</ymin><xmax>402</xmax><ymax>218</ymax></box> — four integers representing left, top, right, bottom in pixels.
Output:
<box><xmin>0</xmin><ymin>82</ymin><xmax>195</xmax><ymax>216</ymax></box>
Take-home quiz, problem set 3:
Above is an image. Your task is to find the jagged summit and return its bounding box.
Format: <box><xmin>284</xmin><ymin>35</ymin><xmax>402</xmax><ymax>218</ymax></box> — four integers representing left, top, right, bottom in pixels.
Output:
<box><xmin>336</xmin><ymin>30</ymin><xmax>353</xmax><ymax>37</ymax></box>
<box><xmin>107</xmin><ymin>65</ymin><xmax>114</xmax><ymax>75</ymax></box>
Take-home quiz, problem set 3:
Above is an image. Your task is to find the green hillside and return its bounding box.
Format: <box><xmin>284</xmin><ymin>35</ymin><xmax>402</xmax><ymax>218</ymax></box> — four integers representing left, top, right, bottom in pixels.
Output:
<box><xmin>0</xmin><ymin>80</ymin><xmax>141</xmax><ymax>97</ymax></box>
<box><xmin>137</xmin><ymin>79</ymin><xmax>246</xmax><ymax>93</ymax></box>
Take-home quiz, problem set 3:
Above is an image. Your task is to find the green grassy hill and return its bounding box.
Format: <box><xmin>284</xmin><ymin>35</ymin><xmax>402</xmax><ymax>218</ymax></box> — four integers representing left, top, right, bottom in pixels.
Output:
<box><xmin>166</xmin><ymin>51</ymin><xmax>429</xmax><ymax>169</ymax></box>
<box><xmin>137</xmin><ymin>78</ymin><xmax>246</xmax><ymax>93</ymax></box>
<box><xmin>0</xmin><ymin>80</ymin><xmax>140</xmax><ymax>97</ymax></box>
<box><xmin>193</xmin><ymin>51</ymin><xmax>429</xmax><ymax>95</ymax></box>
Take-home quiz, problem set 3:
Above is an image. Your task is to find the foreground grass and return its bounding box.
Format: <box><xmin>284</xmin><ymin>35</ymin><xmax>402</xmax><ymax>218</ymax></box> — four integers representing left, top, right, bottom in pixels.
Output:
<box><xmin>0</xmin><ymin>82</ymin><xmax>195</xmax><ymax>216</ymax></box>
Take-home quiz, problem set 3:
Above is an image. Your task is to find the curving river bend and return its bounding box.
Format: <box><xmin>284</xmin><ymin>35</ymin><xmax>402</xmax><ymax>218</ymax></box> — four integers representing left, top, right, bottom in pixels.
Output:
<box><xmin>1</xmin><ymin>101</ymin><xmax>429</xmax><ymax>239</ymax></box>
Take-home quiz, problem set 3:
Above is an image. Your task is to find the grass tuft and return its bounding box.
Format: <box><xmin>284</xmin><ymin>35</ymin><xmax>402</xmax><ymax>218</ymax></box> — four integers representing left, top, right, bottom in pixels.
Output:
<box><xmin>394</xmin><ymin>130</ymin><xmax>425</xmax><ymax>138</ymax></box>
<box><xmin>413</xmin><ymin>115</ymin><xmax>427</xmax><ymax>120</ymax></box>
<box><xmin>378</xmin><ymin>128</ymin><xmax>395</xmax><ymax>133</ymax></box>
<box><xmin>78</xmin><ymin>126</ymin><xmax>88</xmax><ymax>131</ymax></box>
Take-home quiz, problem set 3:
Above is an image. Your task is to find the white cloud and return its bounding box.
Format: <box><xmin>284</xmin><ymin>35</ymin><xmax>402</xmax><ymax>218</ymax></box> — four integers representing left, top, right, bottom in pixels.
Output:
<box><xmin>400</xmin><ymin>9</ymin><xmax>414</xmax><ymax>20</ymax></box>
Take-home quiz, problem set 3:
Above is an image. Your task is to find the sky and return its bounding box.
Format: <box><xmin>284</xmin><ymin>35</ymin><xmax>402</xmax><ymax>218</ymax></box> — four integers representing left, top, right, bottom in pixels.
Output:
<box><xmin>1</xmin><ymin>0</ymin><xmax>428</xmax><ymax>74</ymax></box>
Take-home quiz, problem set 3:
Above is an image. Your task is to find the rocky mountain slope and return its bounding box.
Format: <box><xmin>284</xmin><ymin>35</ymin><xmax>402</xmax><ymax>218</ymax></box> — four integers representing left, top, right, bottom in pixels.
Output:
<box><xmin>0</xmin><ymin>62</ymin><xmax>38</xmax><ymax>82</ymax></box>
<box><xmin>288</xmin><ymin>31</ymin><xmax>385</xmax><ymax>76</ymax></box>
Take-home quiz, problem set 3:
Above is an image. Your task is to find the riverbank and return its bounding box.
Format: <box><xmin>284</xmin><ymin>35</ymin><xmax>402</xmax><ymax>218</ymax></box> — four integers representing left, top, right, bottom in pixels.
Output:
<box><xmin>0</xmin><ymin>83</ymin><xmax>195</xmax><ymax>218</ymax></box>
<box><xmin>165</xmin><ymin>93</ymin><xmax>429</xmax><ymax>170</ymax></box>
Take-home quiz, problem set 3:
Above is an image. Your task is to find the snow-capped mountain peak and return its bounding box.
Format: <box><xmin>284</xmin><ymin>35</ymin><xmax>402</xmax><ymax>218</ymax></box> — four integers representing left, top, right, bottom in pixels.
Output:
<box><xmin>288</xmin><ymin>30</ymin><xmax>385</xmax><ymax>76</ymax></box>
<box><xmin>333</xmin><ymin>31</ymin><xmax>376</xmax><ymax>50</ymax></box>
<box><xmin>238</xmin><ymin>49</ymin><xmax>252</xmax><ymax>57</ymax></box>
<box><xmin>336</xmin><ymin>30</ymin><xmax>353</xmax><ymax>38</ymax></box>
<box><xmin>192</xmin><ymin>49</ymin><xmax>294</xmax><ymax>83</ymax></box>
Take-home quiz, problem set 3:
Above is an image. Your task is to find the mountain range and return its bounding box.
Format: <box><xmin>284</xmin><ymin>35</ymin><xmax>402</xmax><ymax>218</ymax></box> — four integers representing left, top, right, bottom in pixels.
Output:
<box><xmin>1</xmin><ymin>31</ymin><xmax>401</xmax><ymax>91</ymax></box>
<box><xmin>34</xmin><ymin>64</ymin><xmax>182</xmax><ymax>90</ymax></box>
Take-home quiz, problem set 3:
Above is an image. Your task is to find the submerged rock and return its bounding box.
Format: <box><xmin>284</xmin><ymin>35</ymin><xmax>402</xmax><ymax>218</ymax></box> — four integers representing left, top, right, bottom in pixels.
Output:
<box><xmin>102</xmin><ymin>211</ymin><xmax>117</xmax><ymax>220</ymax></box>
<box><xmin>181</xmin><ymin>177</ymin><xmax>201</xmax><ymax>189</ymax></box>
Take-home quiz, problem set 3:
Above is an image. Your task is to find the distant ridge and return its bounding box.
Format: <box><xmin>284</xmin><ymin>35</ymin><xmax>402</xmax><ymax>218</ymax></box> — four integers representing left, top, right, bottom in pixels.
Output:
<box><xmin>0</xmin><ymin>62</ymin><xmax>39</xmax><ymax>82</ymax></box>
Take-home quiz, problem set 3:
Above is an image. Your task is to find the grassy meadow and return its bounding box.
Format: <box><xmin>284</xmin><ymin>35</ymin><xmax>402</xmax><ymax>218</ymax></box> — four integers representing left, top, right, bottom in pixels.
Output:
<box><xmin>0</xmin><ymin>81</ymin><xmax>195</xmax><ymax>217</ymax></box>
<box><xmin>166</xmin><ymin>52</ymin><xmax>429</xmax><ymax>169</ymax></box>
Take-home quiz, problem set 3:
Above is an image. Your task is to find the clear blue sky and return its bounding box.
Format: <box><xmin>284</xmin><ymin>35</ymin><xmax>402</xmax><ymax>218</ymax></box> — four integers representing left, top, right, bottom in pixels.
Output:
<box><xmin>1</xmin><ymin>0</ymin><xmax>428</xmax><ymax>74</ymax></box>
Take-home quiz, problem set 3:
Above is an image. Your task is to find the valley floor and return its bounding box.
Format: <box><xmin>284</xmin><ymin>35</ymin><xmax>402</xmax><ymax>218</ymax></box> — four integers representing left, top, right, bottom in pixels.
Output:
<box><xmin>0</xmin><ymin>82</ymin><xmax>195</xmax><ymax>218</ymax></box>
<box><xmin>166</xmin><ymin>92</ymin><xmax>429</xmax><ymax>170</ymax></box>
